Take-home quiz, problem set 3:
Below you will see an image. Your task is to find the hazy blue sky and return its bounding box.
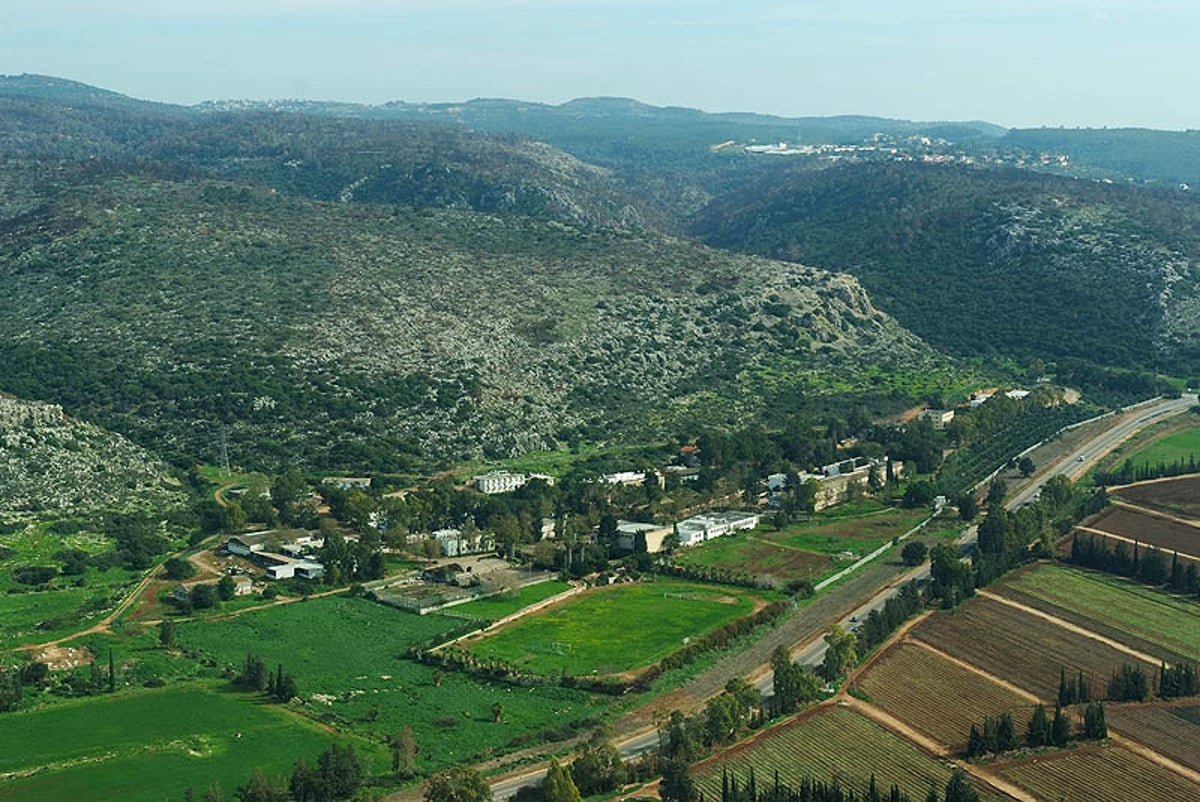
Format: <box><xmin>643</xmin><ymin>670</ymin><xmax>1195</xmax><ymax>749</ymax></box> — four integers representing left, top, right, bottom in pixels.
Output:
<box><xmin>4</xmin><ymin>0</ymin><xmax>1196</xmax><ymax>129</ymax></box>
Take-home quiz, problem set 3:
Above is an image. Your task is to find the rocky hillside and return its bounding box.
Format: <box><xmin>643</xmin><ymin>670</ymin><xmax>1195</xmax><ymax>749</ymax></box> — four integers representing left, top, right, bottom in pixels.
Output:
<box><xmin>690</xmin><ymin>162</ymin><xmax>1200</xmax><ymax>375</ymax></box>
<box><xmin>0</xmin><ymin>175</ymin><xmax>942</xmax><ymax>471</ymax></box>
<box><xmin>0</xmin><ymin>394</ymin><xmax>180</xmax><ymax>514</ymax></box>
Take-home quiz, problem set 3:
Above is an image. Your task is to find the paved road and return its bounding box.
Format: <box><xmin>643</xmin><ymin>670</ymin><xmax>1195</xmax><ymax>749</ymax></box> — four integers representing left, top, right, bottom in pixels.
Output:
<box><xmin>489</xmin><ymin>395</ymin><xmax>1195</xmax><ymax>798</ymax></box>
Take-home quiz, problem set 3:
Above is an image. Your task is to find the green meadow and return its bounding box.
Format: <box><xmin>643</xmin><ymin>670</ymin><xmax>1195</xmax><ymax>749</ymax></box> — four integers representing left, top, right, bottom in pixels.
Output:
<box><xmin>176</xmin><ymin>595</ymin><xmax>609</xmax><ymax>772</ymax></box>
<box><xmin>0</xmin><ymin>683</ymin><xmax>380</xmax><ymax>802</ymax></box>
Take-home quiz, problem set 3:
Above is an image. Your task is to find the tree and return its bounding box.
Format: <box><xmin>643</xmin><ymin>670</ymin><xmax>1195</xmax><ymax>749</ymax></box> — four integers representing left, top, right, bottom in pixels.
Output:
<box><xmin>818</xmin><ymin>625</ymin><xmax>857</xmax><ymax>682</ymax></box>
<box><xmin>491</xmin><ymin>702</ymin><xmax>504</xmax><ymax>723</ymax></box>
<box><xmin>1051</xmin><ymin>704</ymin><xmax>1071</xmax><ymax>747</ymax></box>
<box><xmin>108</xmin><ymin>650</ymin><xmax>116</xmax><ymax>693</ymax></box>
<box><xmin>542</xmin><ymin>759</ymin><xmax>581</xmax><ymax>802</ymax></box>
<box><xmin>956</xmin><ymin>493</ymin><xmax>978</xmax><ymax>521</ymax></box>
<box><xmin>570</xmin><ymin>732</ymin><xmax>625</xmax><ymax>796</ymax></box>
<box><xmin>771</xmin><ymin>645</ymin><xmax>820</xmax><ymax>714</ymax></box>
<box><xmin>164</xmin><ymin>557</ymin><xmax>197</xmax><ymax>580</ymax></box>
<box><xmin>1018</xmin><ymin>457</ymin><xmax>1036</xmax><ymax>478</ymax></box>
<box><xmin>217</xmin><ymin>575</ymin><xmax>237</xmax><ymax>601</ymax></box>
<box><xmin>659</xmin><ymin>758</ymin><xmax>697</xmax><ymax>802</ymax></box>
<box><xmin>901</xmin><ymin>540</ymin><xmax>928</xmax><ymax>566</ymax></box>
<box><xmin>986</xmin><ymin>480</ymin><xmax>1006</xmax><ymax>508</ymax></box>
<box><xmin>1082</xmin><ymin>701</ymin><xmax>1107</xmax><ymax>740</ymax></box>
<box><xmin>902</xmin><ymin>480</ymin><xmax>936</xmax><ymax>509</ymax></box>
<box><xmin>1026</xmin><ymin>704</ymin><xmax>1050</xmax><ymax>747</ymax></box>
<box><xmin>942</xmin><ymin>770</ymin><xmax>978</xmax><ymax>802</ymax></box>
<box><xmin>316</xmin><ymin>743</ymin><xmax>361</xmax><ymax>800</ymax></box>
<box><xmin>425</xmin><ymin>766</ymin><xmax>492</xmax><ymax>802</ymax></box>
<box><xmin>235</xmin><ymin>768</ymin><xmax>286</xmax><ymax>802</ymax></box>
<box><xmin>190</xmin><ymin>583</ymin><xmax>220</xmax><ymax>610</ymax></box>
<box><xmin>159</xmin><ymin>620</ymin><xmax>177</xmax><ymax>648</ymax></box>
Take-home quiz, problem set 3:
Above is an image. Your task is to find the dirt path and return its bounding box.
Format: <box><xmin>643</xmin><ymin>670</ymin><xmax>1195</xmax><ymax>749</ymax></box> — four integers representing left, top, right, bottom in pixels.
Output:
<box><xmin>976</xmin><ymin>590</ymin><xmax>1167</xmax><ymax>667</ymax></box>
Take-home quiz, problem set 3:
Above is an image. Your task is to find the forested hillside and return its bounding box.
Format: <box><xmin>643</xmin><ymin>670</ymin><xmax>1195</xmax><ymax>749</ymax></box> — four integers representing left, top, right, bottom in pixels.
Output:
<box><xmin>0</xmin><ymin>77</ymin><xmax>648</xmax><ymax>230</ymax></box>
<box><xmin>0</xmin><ymin>174</ymin><xmax>943</xmax><ymax>471</ymax></box>
<box><xmin>689</xmin><ymin>162</ymin><xmax>1200</xmax><ymax>374</ymax></box>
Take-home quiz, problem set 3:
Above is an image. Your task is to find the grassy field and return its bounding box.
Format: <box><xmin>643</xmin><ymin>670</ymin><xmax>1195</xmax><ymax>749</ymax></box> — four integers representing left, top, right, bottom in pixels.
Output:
<box><xmin>1121</xmin><ymin>423</ymin><xmax>1200</xmax><ymax>470</ymax></box>
<box><xmin>464</xmin><ymin>580</ymin><xmax>761</xmax><ymax>676</ymax></box>
<box><xmin>693</xmin><ymin>706</ymin><xmax>1001</xmax><ymax>801</ymax></box>
<box><xmin>442</xmin><ymin>579</ymin><xmax>573</xmax><ymax>622</ymax></box>
<box><xmin>1000</xmin><ymin>564</ymin><xmax>1200</xmax><ymax>661</ymax></box>
<box><xmin>176</xmin><ymin>595</ymin><xmax>609</xmax><ymax>771</ymax></box>
<box><xmin>0</xmin><ymin>683</ymin><xmax>383</xmax><ymax>802</ymax></box>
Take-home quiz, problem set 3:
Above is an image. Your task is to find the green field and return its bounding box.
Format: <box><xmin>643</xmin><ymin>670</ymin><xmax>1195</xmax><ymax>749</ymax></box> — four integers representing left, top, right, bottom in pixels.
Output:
<box><xmin>443</xmin><ymin>580</ymin><xmax>573</xmax><ymax>622</ymax></box>
<box><xmin>693</xmin><ymin>706</ymin><xmax>1001</xmax><ymax>801</ymax></box>
<box><xmin>0</xmin><ymin>683</ymin><xmax>382</xmax><ymax>802</ymax></box>
<box><xmin>464</xmin><ymin>580</ymin><xmax>760</xmax><ymax>676</ymax></box>
<box><xmin>1123</xmin><ymin>424</ymin><xmax>1200</xmax><ymax>469</ymax></box>
<box><xmin>1002</xmin><ymin>564</ymin><xmax>1200</xmax><ymax>660</ymax></box>
<box><xmin>177</xmin><ymin>596</ymin><xmax>608</xmax><ymax>771</ymax></box>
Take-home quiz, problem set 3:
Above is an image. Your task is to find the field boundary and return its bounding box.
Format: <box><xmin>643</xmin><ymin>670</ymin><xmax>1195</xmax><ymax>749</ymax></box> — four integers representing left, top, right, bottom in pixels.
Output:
<box><xmin>841</xmin><ymin>696</ymin><xmax>1038</xmax><ymax>802</ymax></box>
<box><xmin>908</xmin><ymin>639</ymin><xmax>1041</xmax><ymax>703</ymax></box>
<box><xmin>1108</xmin><ymin>498</ymin><xmax>1200</xmax><ymax>530</ymax></box>
<box><xmin>1108</xmin><ymin>731</ymin><xmax>1200</xmax><ymax>786</ymax></box>
<box><xmin>975</xmin><ymin>590</ymin><xmax>1165</xmax><ymax>667</ymax></box>
<box><xmin>1073</xmin><ymin>525</ymin><xmax>1200</xmax><ymax>565</ymax></box>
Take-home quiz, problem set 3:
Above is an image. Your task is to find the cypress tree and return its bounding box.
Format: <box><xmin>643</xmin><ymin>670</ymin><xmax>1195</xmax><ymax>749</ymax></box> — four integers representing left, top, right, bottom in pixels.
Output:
<box><xmin>1051</xmin><ymin>704</ymin><xmax>1071</xmax><ymax>747</ymax></box>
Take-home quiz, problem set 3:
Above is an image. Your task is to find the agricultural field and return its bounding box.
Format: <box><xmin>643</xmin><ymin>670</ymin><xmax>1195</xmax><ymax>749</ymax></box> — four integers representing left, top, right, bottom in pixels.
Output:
<box><xmin>692</xmin><ymin>706</ymin><xmax>1002</xmax><ymax>801</ymax></box>
<box><xmin>996</xmin><ymin>564</ymin><xmax>1200</xmax><ymax>661</ymax></box>
<box><xmin>1113</xmin><ymin>474</ymin><xmax>1200</xmax><ymax>520</ymax></box>
<box><xmin>1082</xmin><ymin>506</ymin><xmax>1200</xmax><ymax>560</ymax></box>
<box><xmin>998</xmin><ymin>745</ymin><xmax>1200</xmax><ymax>802</ymax></box>
<box><xmin>463</xmin><ymin>580</ymin><xmax>762</xmax><ymax>676</ymax></box>
<box><xmin>675</xmin><ymin>503</ymin><xmax>928</xmax><ymax>582</ymax></box>
<box><xmin>673</xmin><ymin>534</ymin><xmax>831</xmax><ymax>580</ymax></box>
<box><xmin>1108</xmin><ymin>703</ymin><xmax>1200</xmax><ymax>773</ymax></box>
<box><xmin>853</xmin><ymin>641</ymin><xmax>1032</xmax><ymax>750</ymax></box>
<box><xmin>176</xmin><ymin>595</ymin><xmax>609</xmax><ymax>772</ymax></box>
<box><xmin>0</xmin><ymin>683</ymin><xmax>384</xmax><ymax>802</ymax></box>
<box><xmin>1119</xmin><ymin>424</ymin><xmax>1200</xmax><ymax>472</ymax></box>
<box><xmin>910</xmin><ymin>596</ymin><xmax>1156</xmax><ymax>701</ymax></box>
<box><xmin>441</xmin><ymin>579</ymin><xmax>574</xmax><ymax>622</ymax></box>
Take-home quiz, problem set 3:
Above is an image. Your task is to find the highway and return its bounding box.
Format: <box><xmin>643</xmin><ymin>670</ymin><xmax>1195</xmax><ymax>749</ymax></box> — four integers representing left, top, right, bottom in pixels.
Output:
<box><xmin>488</xmin><ymin>394</ymin><xmax>1195</xmax><ymax>799</ymax></box>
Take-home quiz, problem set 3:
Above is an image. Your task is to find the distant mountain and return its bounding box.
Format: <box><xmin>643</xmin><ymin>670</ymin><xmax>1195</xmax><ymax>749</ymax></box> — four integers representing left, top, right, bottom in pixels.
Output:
<box><xmin>0</xmin><ymin>79</ymin><xmax>648</xmax><ymax>230</ymax></box>
<box><xmin>1003</xmin><ymin>127</ymin><xmax>1200</xmax><ymax>189</ymax></box>
<box><xmin>689</xmin><ymin>161</ymin><xmax>1200</xmax><ymax>375</ymax></box>
<box><xmin>0</xmin><ymin>175</ymin><xmax>941</xmax><ymax>471</ymax></box>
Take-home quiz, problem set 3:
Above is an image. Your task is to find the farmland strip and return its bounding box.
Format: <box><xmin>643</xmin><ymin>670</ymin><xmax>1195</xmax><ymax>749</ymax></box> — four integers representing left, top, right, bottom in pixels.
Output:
<box><xmin>908</xmin><ymin>639</ymin><xmax>1041</xmax><ymax>703</ymax></box>
<box><xmin>975</xmin><ymin>591</ymin><xmax>1165</xmax><ymax>667</ymax></box>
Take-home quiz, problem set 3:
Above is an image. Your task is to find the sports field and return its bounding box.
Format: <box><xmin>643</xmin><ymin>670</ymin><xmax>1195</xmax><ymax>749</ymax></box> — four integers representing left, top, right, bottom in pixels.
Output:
<box><xmin>464</xmin><ymin>580</ymin><xmax>761</xmax><ymax>676</ymax></box>
<box><xmin>444</xmin><ymin>579</ymin><xmax>573</xmax><ymax>622</ymax></box>
<box><xmin>0</xmin><ymin>683</ymin><xmax>379</xmax><ymax>802</ymax></box>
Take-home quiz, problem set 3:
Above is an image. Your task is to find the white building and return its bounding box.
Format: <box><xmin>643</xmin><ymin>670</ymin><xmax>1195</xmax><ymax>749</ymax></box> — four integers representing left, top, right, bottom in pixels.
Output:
<box><xmin>473</xmin><ymin>471</ymin><xmax>528</xmax><ymax>494</ymax></box>
<box><xmin>674</xmin><ymin>511</ymin><xmax>760</xmax><ymax>548</ymax></box>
